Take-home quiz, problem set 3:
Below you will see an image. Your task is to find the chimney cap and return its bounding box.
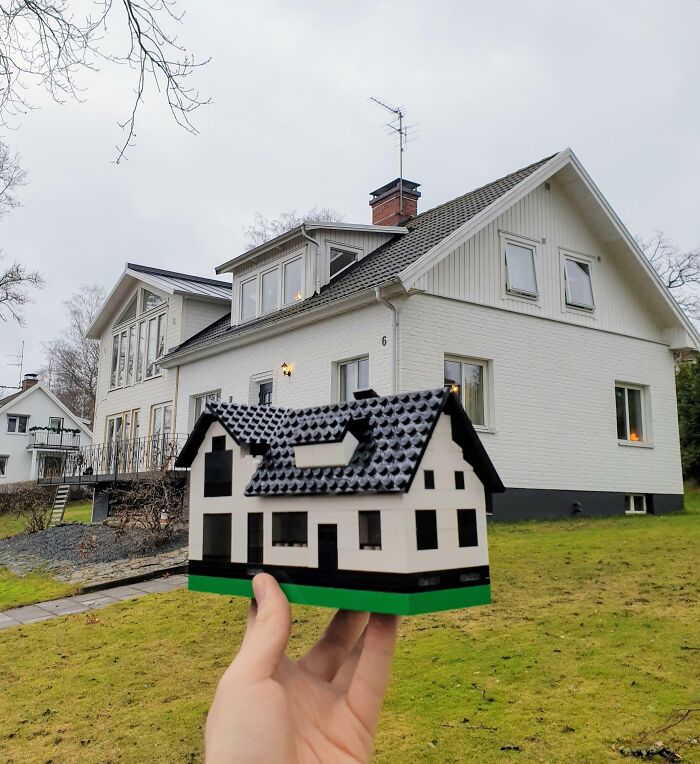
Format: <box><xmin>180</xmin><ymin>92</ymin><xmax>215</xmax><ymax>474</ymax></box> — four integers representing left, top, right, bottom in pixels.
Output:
<box><xmin>369</xmin><ymin>178</ymin><xmax>421</xmax><ymax>205</ymax></box>
<box><xmin>23</xmin><ymin>373</ymin><xmax>38</xmax><ymax>380</ymax></box>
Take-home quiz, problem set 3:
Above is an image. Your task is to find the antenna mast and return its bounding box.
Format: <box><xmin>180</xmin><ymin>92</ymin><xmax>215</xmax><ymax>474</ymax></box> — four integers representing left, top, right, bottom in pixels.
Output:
<box><xmin>370</xmin><ymin>96</ymin><xmax>411</xmax><ymax>215</ymax></box>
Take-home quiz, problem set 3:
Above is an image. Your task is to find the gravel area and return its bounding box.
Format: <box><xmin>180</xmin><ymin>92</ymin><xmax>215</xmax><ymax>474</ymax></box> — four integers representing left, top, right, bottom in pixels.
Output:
<box><xmin>0</xmin><ymin>524</ymin><xmax>186</xmax><ymax>567</ymax></box>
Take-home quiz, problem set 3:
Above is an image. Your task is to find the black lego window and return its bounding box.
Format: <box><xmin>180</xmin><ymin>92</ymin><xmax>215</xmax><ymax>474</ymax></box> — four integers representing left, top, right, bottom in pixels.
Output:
<box><xmin>457</xmin><ymin>509</ymin><xmax>478</xmax><ymax>547</ymax></box>
<box><xmin>272</xmin><ymin>512</ymin><xmax>308</xmax><ymax>547</ymax></box>
<box><xmin>204</xmin><ymin>443</ymin><xmax>233</xmax><ymax>497</ymax></box>
<box><xmin>455</xmin><ymin>471</ymin><xmax>465</xmax><ymax>490</ymax></box>
<box><xmin>415</xmin><ymin>510</ymin><xmax>438</xmax><ymax>550</ymax></box>
<box><xmin>202</xmin><ymin>514</ymin><xmax>232</xmax><ymax>561</ymax></box>
<box><xmin>424</xmin><ymin>470</ymin><xmax>435</xmax><ymax>489</ymax></box>
<box><xmin>359</xmin><ymin>511</ymin><xmax>382</xmax><ymax>550</ymax></box>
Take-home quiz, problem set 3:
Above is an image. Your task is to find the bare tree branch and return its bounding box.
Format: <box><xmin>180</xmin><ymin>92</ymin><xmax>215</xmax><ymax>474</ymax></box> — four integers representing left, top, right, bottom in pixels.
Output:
<box><xmin>0</xmin><ymin>139</ymin><xmax>27</xmax><ymax>216</ymax></box>
<box><xmin>0</xmin><ymin>252</ymin><xmax>44</xmax><ymax>324</ymax></box>
<box><xmin>0</xmin><ymin>0</ymin><xmax>209</xmax><ymax>161</ymax></box>
<box><xmin>244</xmin><ymin>207</ymin><xmax>345</xmax><ymax>250</ymax></box>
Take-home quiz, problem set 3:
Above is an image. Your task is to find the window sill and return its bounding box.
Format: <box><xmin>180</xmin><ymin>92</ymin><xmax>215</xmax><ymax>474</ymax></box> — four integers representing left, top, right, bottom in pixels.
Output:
<box><xmin>473</xmin><ymin>425</ymin><xmax>496</xmax><ymax>434</ymax></box>
<box><xmin>625</xmin><ymin>510</ymin><xmax>647</xmax><ymax>516</ymax></box>
<box><xmin>618</xmin><ymin>441</ymin><xmax>653</xmax><ymax>449</ymax></box>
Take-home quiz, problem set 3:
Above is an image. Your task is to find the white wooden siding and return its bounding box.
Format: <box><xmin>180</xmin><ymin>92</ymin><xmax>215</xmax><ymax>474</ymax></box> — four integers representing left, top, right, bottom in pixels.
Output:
<box><xmin>180</xmin><ymin>297</ymin><xmax>230</xmax><ymax>345</ymax></box>
<box><xmin>415</xmin><ymin>179</ymin><xmax>664</xmax><ymax>342</ymax></box>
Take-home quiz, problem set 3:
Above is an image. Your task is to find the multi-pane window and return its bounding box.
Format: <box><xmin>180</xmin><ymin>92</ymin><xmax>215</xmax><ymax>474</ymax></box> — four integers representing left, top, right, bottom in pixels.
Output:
<box><xmin>151</xmin><ymin>403</ymin><xmax>173</xmax><ymax>440</ymax></box>
<box><xmin>330</xmin><ymin>248</ymin><xmax>357</xmax><ymax>278</ymax></box>
<box><xmin>615</xmin><ymin>385</ymin><xmax>645</xmax><ymax>443</ymax></box>
<box><xmin>272</xmin><ymin>512</ymin><xmax>308</xmax><ymax>547</ymax></box>
<box><xmin>0</xmin><ymin>455</ymin><xmax>8</xmax><ymax>475</ymax></box>
<box><xmin>258</xmin><ymin>380</ymin><xmax>273</xmax><ymax>406</ymax></box>
<box><xmin>359</xmin><ymin>511</ymin><xmax>382</xmax><ymax>550</ymax></box>
<box><xmin>142</xmin><ymin>288</ymin><xmax>165</xmax><ymax>313</ymax></box>
<box><xmin>193</xmin><ymin>390</ymin><xmax>222</xmax><ymax>421</ymax></box>
<box><xmin>283</xmin><ymin>258</ymin><xmax>303</xmax><ymax>305</ymax></box>
<box><xmin>7</xmin><ymin>415</ymin><xmax>29</xmax><ymax>433</ymax></box>
<box><xmin>504</xmin><ymin>241</ymin><xmax>538</xmax><ymax>298</ymax></box>
<box><xmin>261</xmin><ymin>269</ymin><xmax>278</xmax><ymax>314</ymax></box>
<box><xmin>240</xmin><ymin>278</ymin><xmax>257</xmax><ymax>322</ymax></box>
<box><xmin>48</xmin><ymin>417</ymin><xmax>64</xmax><ymax>431</ymax></box>
<box><xmin>415</xmin><ymin>510</ymin><xmax>438</xmax><ymax>550</ymax></box>
<box><xmin>338</xmin><ymin>357</ymin><xmax>369</xmax><ymax>402</ymax></box>
<box><xmin>457</xmin><ymin>508</ymin><xmax>478</xmax><ymax>547</ymax></box>
<box><xmin>444</xmin><ymin>357</ymin><xmax>487</xmax><ymax>427</ymax></box>
<box><xmin>564</xmin><ymin>257</ymin><xmax>594</xmax><ymax>309</ymax></box>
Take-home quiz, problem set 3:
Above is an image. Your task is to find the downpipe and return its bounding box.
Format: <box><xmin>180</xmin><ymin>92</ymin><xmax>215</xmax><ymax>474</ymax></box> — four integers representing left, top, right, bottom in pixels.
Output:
<box><xmin>375</xmin><ymin>286</ymin><xmax>399</xmax><ymax>394</ymax></box>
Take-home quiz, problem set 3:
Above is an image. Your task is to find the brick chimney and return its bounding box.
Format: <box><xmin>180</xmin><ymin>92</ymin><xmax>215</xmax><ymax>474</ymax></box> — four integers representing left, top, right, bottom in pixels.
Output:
<box><xmin>369</xmin><ymin>178</ymin><xmax>421</xmax><ymax>226</ymax></box>
<box><xmin>21</xmin><ymin>373</ymin><xmax>39</xmax><ymax>391</ymax></box>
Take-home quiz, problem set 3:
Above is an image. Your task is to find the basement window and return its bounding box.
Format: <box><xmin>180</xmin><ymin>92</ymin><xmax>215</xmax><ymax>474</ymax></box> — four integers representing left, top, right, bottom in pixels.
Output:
<box><xmin>625</xmin><ymin>495</ymin><xmax>647</xmax><ymax>515</ymax></box>
<box><xmin>272</xmin><ymin>512</ymin><xmax>308</xmax><ymax>547</ymax></box>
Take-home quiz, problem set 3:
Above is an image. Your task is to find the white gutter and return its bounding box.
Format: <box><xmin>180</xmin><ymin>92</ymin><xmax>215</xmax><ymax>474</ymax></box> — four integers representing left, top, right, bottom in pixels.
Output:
<box><xmin>300</xmin><ymin>224</ymin><xmax>323</xmax><ymax>295</ymax></box>
<box><xmin>374</xmin><ymin>286</ymin><xmax>399</xmax><ymax>394</ymax></box>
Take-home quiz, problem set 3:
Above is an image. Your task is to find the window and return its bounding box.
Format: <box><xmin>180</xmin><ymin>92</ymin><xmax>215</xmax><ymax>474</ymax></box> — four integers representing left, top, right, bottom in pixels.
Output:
<box><xmin>338</xmin><ymin>357</ymin><xmax>369</xmax><ymax>402</ymax></box>
<box><xmin>113</xmin><ymin>309</ymin><xmax>164</xmax><ymax>388</ymax></box>
<box><xmin>625</xmin><ymin>495</ymin><xmax>647</xmax><ymax>515</ymax></box>
<box><xmin>240</xmin><ymin>278</ymin><xmax>257</xmax><ymax>322</ymax></box>
<box><xmin>110</xmin><ymin>334</ymin><xmax>119</xmax><ymax>388</ymax></box>
<box><xmin>48</xmin><ymin>417</ymin><xmax>64</xmax><ymax>431</ymax></box>
<box><xmin>504</xmin><ymin>241</ymin><xmax>538</xmax><ymax>298</ymax></box>
<box><xmin>272</xmin><ymin>512</ymin><xmax>308</xmax><ymax>547</ymax></box>
<box><xmin>202</xmin><ymin>514</ymin><xmax>232</xmax><ymax>561</ymax></box>
<box><xmin>415</xmin><ymin>510</ymin><xmax>438</xmax><ymax>550</ymax></box>
<box><xmin>136</xmin><ymin>320</ymin><xmax>146</xmax><ymax>383</ymax></box>
<box><xmin>564</xmin><ymin>257</ymin><xmax>594</xmax><ymax>310</ymax></box>
<box><xmin>114</xmin><ymin>295</ymin><xmax>137</xmax><ymax>327</ymax></box>
<box><xmin>444</xmin><ymin>357</ymin><xmax>487</xmax><ymax>427</ymax></box>
<box><xmin>330</xmin><ymin>248</ymin><xmax>357</xmax><ymax>278</ymax></box>
<box><xmin>359</xmin><ymin>511</ymin><xmax>382</xmax><ymax>550</ymax></box>
<box><xmin>145</xmin><ymin>314</ymin><xmax>165</xmax><ymax>378</ymax></box>
<box><xmin>457</xmin><ymin>509</ymin><xmax>478</xmax><ymax>547</ymax></box>
<box><xmin>283</xmin><ymin>258</ymin><xmax>303</xmax><ymax>305</ymax></box>
<box><xmin>0</xmin><ymin>455</ymin><xmax>8</xmax><ymax>476</ymax></box>
<box><xmin>455</xmin><ymin>471</ymin><xmax>465</xmax><ymax>490</ymax></box>
<box><xmin>261</xmin><ymin>269</ymin><xmax>279</xmax><ymax>314</ymax></box>
<box><xmin>615</xmin><ymin>385</ymin><xmax>645</xmax><ymax>443</ymax></box>
<box><xmin>142</xmin><ymin>288</ymin><xmax>165</xmax><ymax>313</ymax></box>
<box><xmin>7</xmin><ymin>415</ymin><xmax>28</xmax><ymax>434</ymax></box>
<box><xmin>424</xmin><ymin>470</ymin><xmax>435</xmax><ymax>489</ymax></box>
<box><xmin>258</xmin><ymin>380</ymin><xmax>273</xmax><ymax>406</ymax></box>
<box><xmin>193</xmin><ymin>390</ymin><xmax>222</xmax><ymax>421</ymax></box>
<box><xmin>204</xmin><ymin>442</ymin><xmax>232</xmax><ymax>497</ymax></box>
<box><xmin>150</xmin><ymin>403</ymin><xmax>173</xmax><ymax>440</ymax></box>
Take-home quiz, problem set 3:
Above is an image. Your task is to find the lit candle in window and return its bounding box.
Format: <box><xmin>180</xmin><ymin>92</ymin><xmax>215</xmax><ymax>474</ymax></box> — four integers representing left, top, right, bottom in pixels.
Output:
<box><xmin>295</xmin><ymin>291</ymin><xmax>302</xmax><ymax>301</ymax></box>
<box><xmin>629</xmin><ymin>431</ymin><xmax>639</xmax><ymax>442</ymax></box>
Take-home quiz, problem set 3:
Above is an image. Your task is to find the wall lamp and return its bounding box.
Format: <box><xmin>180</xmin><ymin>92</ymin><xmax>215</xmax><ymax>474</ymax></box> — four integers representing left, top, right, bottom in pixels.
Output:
<box><xmin>281</xmin><ymin>362</ymin><xmax>293</xmax><ymax>377</ymax></box>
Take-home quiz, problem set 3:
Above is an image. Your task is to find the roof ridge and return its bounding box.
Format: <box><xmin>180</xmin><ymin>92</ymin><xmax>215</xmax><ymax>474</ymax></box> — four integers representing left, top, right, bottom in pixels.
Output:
<box><xmin>127</xmin><ymin>263</ymin><xmax>231</xmax><ymax>289</ymax></box>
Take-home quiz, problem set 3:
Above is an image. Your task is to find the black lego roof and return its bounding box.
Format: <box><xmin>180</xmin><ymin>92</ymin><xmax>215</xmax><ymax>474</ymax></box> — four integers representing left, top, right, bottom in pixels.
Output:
<box><xmin>176</xmin><ymin>388</ymin><xmax>504</xmax><ymax>496</ymax></box>
<box><xmin>163</xmin><ymin>154</ymin><xmax>555</xmax><ymax>362</ymax></box>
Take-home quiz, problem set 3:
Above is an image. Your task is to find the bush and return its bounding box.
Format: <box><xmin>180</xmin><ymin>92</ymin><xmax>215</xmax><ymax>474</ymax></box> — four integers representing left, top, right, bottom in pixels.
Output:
<box><xmin>0</xmin><ymin>481</ymin><xmax>55</xmax><ymax>533</ymax></box>
<box><xmin>676</xmin><ymin>357</ymin><xmax>700</xmax><ymax>482</ymax></box>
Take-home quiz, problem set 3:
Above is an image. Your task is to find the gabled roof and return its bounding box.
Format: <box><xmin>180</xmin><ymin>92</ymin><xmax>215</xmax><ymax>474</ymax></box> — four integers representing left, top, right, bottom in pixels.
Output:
<box><xmin>162</xmin><ymin>155</ymin><xmax>553</xmax><ymax>364</ymax></box>
<box><xmin>176</xmin><ymin>388</ymin><xmax>504</xmax><ymax>497</ymax></box>
<box><xmin>87</xmin><ymin>263</ymin><xmax>232</xmax><ymax>339</ymax></box>
<box><xmin>0</xmin><ymin>383</ymin><xmax>93</xmax><ymax>437</ymax></box>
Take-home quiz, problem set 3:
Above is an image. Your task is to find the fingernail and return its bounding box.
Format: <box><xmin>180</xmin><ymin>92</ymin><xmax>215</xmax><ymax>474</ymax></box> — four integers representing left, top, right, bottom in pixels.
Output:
<box><xmin>252</xmin><ymin>575</ymin><xmax>268</xmax><ymax>605</ymax></box>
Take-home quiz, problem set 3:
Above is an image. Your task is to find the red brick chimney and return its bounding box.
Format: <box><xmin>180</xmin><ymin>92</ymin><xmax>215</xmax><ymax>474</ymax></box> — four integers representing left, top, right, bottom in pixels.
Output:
<box><xmin>21</xmin><ymin>373</ymin><xmax>39</xmax><ymax>391</ymax></box>
<box><xmin>369</xmin><ymin>178</ymin><xmax>421</xmax><ymax>226</ymax></box>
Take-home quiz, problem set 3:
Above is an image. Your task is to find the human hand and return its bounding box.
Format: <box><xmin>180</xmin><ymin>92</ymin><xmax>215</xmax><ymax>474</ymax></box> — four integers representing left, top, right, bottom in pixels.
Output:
<box><xmin>205</xmin><ymin>573</ymin><xmax>400</xmax><ymax>763</ymax></box>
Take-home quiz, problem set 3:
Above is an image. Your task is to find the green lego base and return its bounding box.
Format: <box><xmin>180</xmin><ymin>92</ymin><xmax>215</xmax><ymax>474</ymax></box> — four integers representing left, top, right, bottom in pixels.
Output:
<box><xmin>188</xmin><ymin>574</ymin><xmax>491</xmax><ymax>615</ymax></box>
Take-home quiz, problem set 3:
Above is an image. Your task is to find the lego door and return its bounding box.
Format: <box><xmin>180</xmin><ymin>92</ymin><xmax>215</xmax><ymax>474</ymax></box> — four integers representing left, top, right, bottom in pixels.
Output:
<box><xmin>247</xmin><ymin>513</ymin><xmax>263</xmax><ymax>564</ymax></box>
<box><xmin>318</xmin><ymin>524</ymin><xmax>338</xmax><ymax>571</ymax></box>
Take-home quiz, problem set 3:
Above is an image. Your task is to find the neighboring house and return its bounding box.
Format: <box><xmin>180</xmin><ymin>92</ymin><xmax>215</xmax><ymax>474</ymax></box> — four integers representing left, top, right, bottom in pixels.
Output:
<box><xmin>50</xmin><ymin>148</ymin><xmax>700</xmax><ymax>520</ymax></box>
<box><xmin>0</xmin><ymin>374</ymin><xmax>93</xmax><ymax>483</ymax></box>
<box><xmin>176</xmin><ymin>387</ymin><xmax>503</xmax><ymax>615</ymax></box>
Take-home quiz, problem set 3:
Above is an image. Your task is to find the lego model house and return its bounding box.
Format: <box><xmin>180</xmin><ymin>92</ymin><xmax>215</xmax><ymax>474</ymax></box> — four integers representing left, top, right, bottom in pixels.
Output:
<box><xmin>175</xmin><ymin>388</ymin><xmax>504</xmax><ymax>615</ymax></box>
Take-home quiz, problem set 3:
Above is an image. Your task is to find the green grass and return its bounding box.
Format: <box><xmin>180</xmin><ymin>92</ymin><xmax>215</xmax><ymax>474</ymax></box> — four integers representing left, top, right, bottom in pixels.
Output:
<box><xmin>0</xmin><ymin>499</ymin><xmax>92</xmax><ymax>539</ymax></box>
<box><xmin>0</xmin><ymin>568</ymin><xmax>77</xmax><ymax>611</ymax></box>
<box><xmin>1</xmin><ymin>490</ymin><xmax>699</xmax><ymax>763</ymax></box>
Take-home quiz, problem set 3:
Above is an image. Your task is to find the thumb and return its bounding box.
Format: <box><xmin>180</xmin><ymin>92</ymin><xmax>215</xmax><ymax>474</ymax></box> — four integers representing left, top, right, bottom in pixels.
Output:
<box><xmin>235</xmin><ymin>573</ymin><xmax>291</xmax><ymax>681</ymax></box>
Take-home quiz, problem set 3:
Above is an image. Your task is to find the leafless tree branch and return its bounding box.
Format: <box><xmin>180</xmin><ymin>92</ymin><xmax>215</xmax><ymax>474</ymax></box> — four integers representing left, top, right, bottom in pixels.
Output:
<box><xmin>0</xmin><ymin>252</ymin><xmax>44</xmax><ymax>324</ymax></box>
<box><xmin>244</xmin><ymin>207</ymin><xmax>346</xmax><ymax>250</ymax></box>
<box><xmin>0</xmin><ymin>139</ymin><xmax>27</xmax><ymax>215</ymax></box>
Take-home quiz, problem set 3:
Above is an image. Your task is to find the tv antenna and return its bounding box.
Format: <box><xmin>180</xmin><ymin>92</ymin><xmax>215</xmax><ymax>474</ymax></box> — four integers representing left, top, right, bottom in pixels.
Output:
<box><xmin>1</xmin><ymin>340</ymin><xmax>24</xmax><ymax>389</ymax></box>
<box><xmin>370</xmin><ymin>96</ymin><xmax>416</xmax><ymax>215</ymax></box>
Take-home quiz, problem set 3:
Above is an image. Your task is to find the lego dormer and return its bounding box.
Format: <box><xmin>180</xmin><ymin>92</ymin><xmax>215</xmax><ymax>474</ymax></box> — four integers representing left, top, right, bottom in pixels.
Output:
<box><xmin>291</xmin><ymin>415</ymin><xmax>367</xmax><ymax>469</ymax></box>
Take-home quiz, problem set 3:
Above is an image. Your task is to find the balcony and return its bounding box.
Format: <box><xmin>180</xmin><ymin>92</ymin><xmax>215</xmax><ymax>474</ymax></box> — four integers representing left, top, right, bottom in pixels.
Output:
<box><xmin>28</xmin><ymin>429</ymin><xmax>82</xmax><ymax>450</ymax></box>
<box><xmin>37</xmin><ymin>434</ymin><xmax>187</xmax><ymax>485</ymax></box>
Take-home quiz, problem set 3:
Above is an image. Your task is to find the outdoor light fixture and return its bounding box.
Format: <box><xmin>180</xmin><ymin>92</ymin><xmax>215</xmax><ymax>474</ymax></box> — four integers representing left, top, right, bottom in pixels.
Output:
<box><xmin>281</xmin><ymin>362</ymin><xmax>293</xmax><ymax>377</ymax></box>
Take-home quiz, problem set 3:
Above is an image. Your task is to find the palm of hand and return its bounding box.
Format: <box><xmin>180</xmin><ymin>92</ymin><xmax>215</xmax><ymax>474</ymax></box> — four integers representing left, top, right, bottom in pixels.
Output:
<box><xmin>205</xmin><ymin>575</ymin><xmax>400</xmax><ymax>764</ymax></box>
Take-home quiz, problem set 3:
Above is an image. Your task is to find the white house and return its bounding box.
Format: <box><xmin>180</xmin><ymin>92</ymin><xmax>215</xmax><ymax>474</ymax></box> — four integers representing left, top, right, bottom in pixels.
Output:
<box><xmin>175</xmin><ymin>387</ymin><xmax>503</xmax><ymax>615</ymax></box>
<box><xmin>0</xmin><ymin>374</ymin><xmax>93</xmax><ymax>483</ymax></box>
<box><xmin>78</xmin><ymin>148</ymin><xmax>699</xmax><ymax>520</ymax></box>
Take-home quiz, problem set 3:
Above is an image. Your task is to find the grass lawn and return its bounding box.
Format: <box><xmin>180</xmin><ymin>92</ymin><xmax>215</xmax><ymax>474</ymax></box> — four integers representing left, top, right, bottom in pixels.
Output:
<box><xmin>1</xmin><ymin>490</ymin><xmax>699</xmax><ymax>763</ymax></box>
<box><xmin>0</xmin><ymin>499</ymin><xmax>92</xmax><ymax>539</ymax></box>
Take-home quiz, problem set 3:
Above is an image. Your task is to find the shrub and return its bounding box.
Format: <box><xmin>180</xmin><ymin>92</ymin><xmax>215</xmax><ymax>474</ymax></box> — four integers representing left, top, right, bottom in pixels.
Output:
<box><xmin>0</xmin><ymin>481</ymin><xmax>55</xmax><ymax>533</ymax></box>
<box><xmin>676</xmin><ymin>357</ymin><xmax>700</xmax><ymax>482</ymax></box>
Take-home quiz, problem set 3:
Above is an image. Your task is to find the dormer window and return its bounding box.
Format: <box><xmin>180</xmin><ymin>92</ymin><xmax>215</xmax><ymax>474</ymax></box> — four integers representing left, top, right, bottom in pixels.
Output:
<box><xmin>236</xmin><ymin>254</ymin><xmax>305</xmax><ymax>323</ymax></box>
<box><xmin>261</xmin><ymin>269</ymin><xmax>278</xmax><ymax>314</ymax></box>
<box><xmin>330</xmin><ymin>247</ymin><xmax>358</xmax><ymax>278</ymax></box>
<box><xmin>283</xmin><ymin>258</ymin><xmax>303</xmax><ymax>305</ymax></box>
<box><xmin>240</xmin><ymin>278</ymin><xmax>257</xmax><ymax>322</ymax></box>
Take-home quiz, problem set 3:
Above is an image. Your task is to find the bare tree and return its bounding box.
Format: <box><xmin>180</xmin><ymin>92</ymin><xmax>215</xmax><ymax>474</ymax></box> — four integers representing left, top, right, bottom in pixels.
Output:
<box><xmin>638</xmin><ymin>232</ymin><xmax>700</xmax><ymax>319</ymax></box>
<box><xmin>244</xmin><ymin>207</ymin><xmax>345</xmax><ymax>250</ymax></box>
<box><xmin>0</xmin><ymin>140</ymin><xmax>26</xmax><ymax>216</ymax></box>
<box><xmin>0</xmin><ymin>1</ymin><xmax>209</xmax><ymax>162</ymax></box>
<box><xmin>0</xmin><ymin>255</ymin><xmax>44</xmax><ymax>324</ymax></box>
<box><xmin>42</xmin><ymin>284</ymin><xmax>104</xmax><ymax>420</ymax></box>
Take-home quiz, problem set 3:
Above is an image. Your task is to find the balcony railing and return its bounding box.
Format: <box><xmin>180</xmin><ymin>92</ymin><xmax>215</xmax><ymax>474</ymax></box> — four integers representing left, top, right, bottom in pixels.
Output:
<box><xmin>28</xmin><ymin>430</ymin><xmax>81</xmax><ymax>449</ymax></box>
<box><xmin>37</xmin><ymin>434</ymin><xmax>187</xmax><ymax>484</ymax></box>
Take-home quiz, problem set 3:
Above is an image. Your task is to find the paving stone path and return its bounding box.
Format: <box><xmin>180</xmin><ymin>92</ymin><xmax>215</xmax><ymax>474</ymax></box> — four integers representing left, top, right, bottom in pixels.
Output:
<box><xmin>0</xmin><ymin>574</ymin><xmax>188</xmax><ymax>630</ymax></box>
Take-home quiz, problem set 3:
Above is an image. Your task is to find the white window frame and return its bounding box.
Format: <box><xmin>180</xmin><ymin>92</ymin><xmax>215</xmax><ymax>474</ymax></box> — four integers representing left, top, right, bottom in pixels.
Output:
<box><xmin>259</xmin><ymin>266</ymin><xmax>280</xmax><ymax>315</ymax></box>
<box><xmin>560</xmin><ymin>249</ymin><xmax>596</xmax><ymax>314</ymax></box>
<box><xmin>192</xmin><ymin>390</ymin><xmax>222</xmax><ymax>427</ymax></box>
<box><xmin>327</xmin><ymin>241</ymin><xmax>362</xmax><ymax>280</ymax></box>
<box><xmin>48</xmin><ymin>417</ymin><xmax>64</xmax><ymax>431</ymax></box>
<box><xmin>150</xmin><ymin>401</ymin><xmax>174</xmax><ymax>439</ymax></box>
<box><xmin>282</xmin><ymin>256</ymin><xmax>304</xmax><ymax>307</ymax></box>
<box><xmin>139</xmin><ymin>287</ymin><xmax>166</xmax><ymax>315</ymax></box>
<box><xmin>499</xmin><ymin>231</ymin><xmax>540</xmax><ymax>303</ymax></box>
<box><xmin>7</xmin><ymin>414</ymin><xmax>29</xmax><ymax>434</ymax></box>
<box><xmin>625</xmin><ymin>494</ymin><xmax>647</xmax><ymax>515</ymax></box>
<box><xmin>239</xmin><ymin>276</ymin><xmax>258</xmax><ymax>322</ymax></box>
<box><xmin>335</xmin><ymin>356</ymin><xmax>370</xmax><ymax>402</ymax></box>
<box><xmin>0</xmin><ymin>454</ymin><xmax>8</xmax><ymax>477</ymax></box>
<box><xmin>235</xmin><ymin>251</ymin><xmax>306</xmax><ymax>323</ymax></box>
<box><xmin>615</xmin><ymin>382</ymin><xmax>651</xmax><ymax>447</ymax></box>
<box><xmin>444</xmin><ymin>355</ymin><xmax>493</xmax><ymax>431</ymax></box>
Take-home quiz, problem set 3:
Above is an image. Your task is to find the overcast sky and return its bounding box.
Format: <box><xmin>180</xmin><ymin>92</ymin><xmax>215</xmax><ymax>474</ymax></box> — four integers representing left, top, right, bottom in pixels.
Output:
<box><xmin>1</xmin><ymin>0</ymin><xmax>699</xmax><ymax>387</ymax></box>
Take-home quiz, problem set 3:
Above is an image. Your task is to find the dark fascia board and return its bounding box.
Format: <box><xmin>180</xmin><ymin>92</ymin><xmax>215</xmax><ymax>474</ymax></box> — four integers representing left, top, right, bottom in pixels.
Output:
<box><xmin>127</xmin><ymin>263</ymin><xmax>231</xmax><ymax>289</ymax></box>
